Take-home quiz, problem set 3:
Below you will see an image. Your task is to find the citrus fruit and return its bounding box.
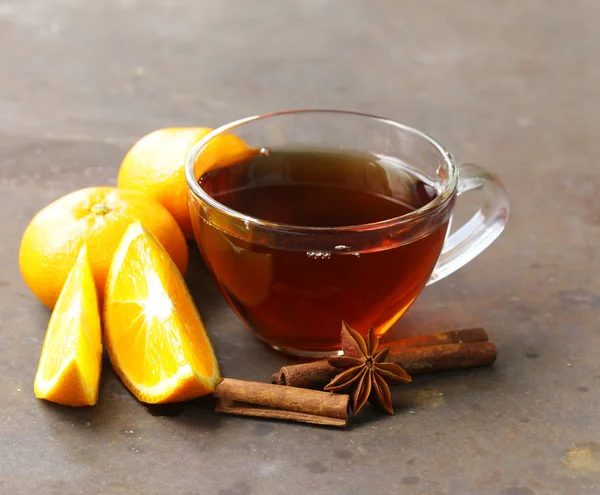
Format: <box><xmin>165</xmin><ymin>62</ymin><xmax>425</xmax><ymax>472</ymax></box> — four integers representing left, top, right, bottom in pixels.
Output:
<box><xmin>34</xmin><ymin>245</ymin><xmax>102</xmax><ymax>407</ymax></box>
<box><xmin>117</xmin><ymin>127</ymin><xmax>253</xmax><ymax>239</ymax></box>
<box><xmin>19</xmin><ymin>186</ymin><xmax>188</xmax><ymax>309</ymax></box>
<box><xmin>104</xmin><ymin>222</ymin><xmax>220</xmax><ymax>404</ymax></box>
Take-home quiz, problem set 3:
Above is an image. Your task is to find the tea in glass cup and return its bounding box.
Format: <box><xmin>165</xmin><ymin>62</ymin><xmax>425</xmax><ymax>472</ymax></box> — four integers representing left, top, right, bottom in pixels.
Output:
<box><xmin>186</xmin><ymin>110</ymin><xmax>509</xmax><ymax>356</ymax></box>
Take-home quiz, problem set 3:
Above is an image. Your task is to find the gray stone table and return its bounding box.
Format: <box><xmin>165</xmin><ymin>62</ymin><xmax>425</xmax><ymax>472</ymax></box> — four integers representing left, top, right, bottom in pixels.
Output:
<box><xmin>1</xmin><ymin>1</ymin><xmax>599</xmax><ymax>494</ymax></box>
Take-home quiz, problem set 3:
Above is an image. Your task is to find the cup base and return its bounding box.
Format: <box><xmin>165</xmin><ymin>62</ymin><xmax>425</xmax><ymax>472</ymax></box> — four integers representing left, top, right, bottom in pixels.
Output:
<box><xmin>269</xmin><ymin>344</ymin><xmax>343</xmax><ymax>358</ymax></box>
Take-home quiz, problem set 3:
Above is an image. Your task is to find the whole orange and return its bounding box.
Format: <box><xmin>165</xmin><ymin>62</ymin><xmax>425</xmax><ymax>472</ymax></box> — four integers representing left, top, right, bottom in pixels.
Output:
<box><xmin>117</xmin><ymin>127</ymin><xmax>252</xmax><ymax>239</ymax></box>
<box><xmin>19</xmin><ymin>186</ymin><xmax>188</xmax><ymax>309</ymax></box>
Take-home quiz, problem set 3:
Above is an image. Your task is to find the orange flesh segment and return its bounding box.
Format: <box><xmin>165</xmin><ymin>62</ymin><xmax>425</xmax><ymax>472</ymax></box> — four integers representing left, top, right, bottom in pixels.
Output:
<box><xmin>34</xmin><ymin>246</ymin><xmax>102</xmax><ymax>406</ymax></box>
<box><xmin>104</xmin><ymin>222</ymin><xmax>220</xmax><ymax>403</ymax></box>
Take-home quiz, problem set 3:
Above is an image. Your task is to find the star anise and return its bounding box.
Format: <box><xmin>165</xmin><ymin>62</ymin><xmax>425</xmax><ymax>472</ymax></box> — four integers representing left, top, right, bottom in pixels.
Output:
<box><xmin>324</xmin><ymin>322</ymin><xmax>411</xmax><ymax>415</ymax></box>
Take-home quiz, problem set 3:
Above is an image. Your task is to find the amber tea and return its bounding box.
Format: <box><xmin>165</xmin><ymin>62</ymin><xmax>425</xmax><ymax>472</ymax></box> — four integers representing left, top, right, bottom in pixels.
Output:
<box><xmin>197</xmin><ymin>146</ymin><xmax>450</xmax><ymax>353</ymax></box>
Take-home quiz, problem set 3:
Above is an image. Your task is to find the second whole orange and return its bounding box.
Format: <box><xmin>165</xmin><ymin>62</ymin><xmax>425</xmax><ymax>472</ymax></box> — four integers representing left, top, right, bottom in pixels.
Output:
<box><xmin>117</xmin><ymin>127</ymin><xmax>254</xmax><ymax>239</ymax></box>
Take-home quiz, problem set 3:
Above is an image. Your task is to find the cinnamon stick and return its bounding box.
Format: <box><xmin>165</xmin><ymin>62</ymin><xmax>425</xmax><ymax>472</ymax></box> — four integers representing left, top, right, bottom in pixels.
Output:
<box><xmin>388</xmin><ymin>341</ymin><xmax>497</xmax><ymax>373</ymax></box>
<box><xmin>380</xmin><ymin>327</ymin><xmax>488</xmax><ymax>349</ymax></box>
<box><xmin>273</xmin><ymin>360</ymin><xmax>337</xmax><ymax>389</ymax></box>
<box><xmin>213</xmin><ymin>378</ymin><xmax>350</xmax><ymax>427</ymax></box>
<box><xmin>271</xmin><ymin>337</ymin><xmax>496</xmax><ymax>390</ymax></box>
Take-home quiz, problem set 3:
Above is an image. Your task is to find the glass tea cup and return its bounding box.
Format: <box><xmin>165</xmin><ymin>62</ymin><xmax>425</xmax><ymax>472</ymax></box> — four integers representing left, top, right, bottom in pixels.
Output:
<box><xmin>185</xmin><ymin>110</ymin><xmax>509</xmax><ymax>356</ymax></box>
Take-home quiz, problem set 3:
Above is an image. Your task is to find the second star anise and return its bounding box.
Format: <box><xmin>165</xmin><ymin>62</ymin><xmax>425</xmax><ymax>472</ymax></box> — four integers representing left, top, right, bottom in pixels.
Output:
<box><xmin>324</xmin><ymin>321</ymin><xmax>411</xmax><ymax>415</ymax></box>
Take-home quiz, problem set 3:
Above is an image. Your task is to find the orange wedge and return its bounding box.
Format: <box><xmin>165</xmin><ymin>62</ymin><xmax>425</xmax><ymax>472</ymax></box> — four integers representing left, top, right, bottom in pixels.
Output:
<box><xmin>104</xmin><ymin>222</ymin><xmax>220</xmax><ymax>404</ymax></box>
<box><xmin>34</xmin><ymin>245</ymin><xmax>102</xmax><ymax>406</ymax></box>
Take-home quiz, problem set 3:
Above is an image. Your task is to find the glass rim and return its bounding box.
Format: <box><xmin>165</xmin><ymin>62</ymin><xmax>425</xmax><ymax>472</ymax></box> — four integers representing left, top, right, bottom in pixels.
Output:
<box><xmin>185</xmin><ymin>109</ymin><xmax>458</xmax><ymax>234</ymax></box>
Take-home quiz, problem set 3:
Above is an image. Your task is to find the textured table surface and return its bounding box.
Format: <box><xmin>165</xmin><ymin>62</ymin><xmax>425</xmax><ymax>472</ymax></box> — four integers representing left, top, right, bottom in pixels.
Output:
<box><xmin>2</xmin><ymin>1</ymin><xmax>599</xmax><ymax>494</ymax></box>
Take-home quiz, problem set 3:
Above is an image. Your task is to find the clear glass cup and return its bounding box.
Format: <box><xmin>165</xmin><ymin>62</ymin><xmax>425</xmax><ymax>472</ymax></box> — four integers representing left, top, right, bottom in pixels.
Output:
<box><xmin>185</xmin><ymin>110</ymin><xmax>509</xmax><ymax>356</ymax></box>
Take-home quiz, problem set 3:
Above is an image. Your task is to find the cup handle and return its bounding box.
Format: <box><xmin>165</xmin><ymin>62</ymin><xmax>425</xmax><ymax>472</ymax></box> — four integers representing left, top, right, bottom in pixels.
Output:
<box><xmin>426</xmin><ymin>163</ymin><xmax>510</xmax><ymax>286</ymax></box>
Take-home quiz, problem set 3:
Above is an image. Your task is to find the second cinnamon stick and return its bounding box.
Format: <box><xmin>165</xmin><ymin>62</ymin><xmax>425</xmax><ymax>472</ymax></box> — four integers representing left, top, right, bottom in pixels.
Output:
<box><xmin>213</xmin><ymin>378</ymin><xmax>350</xmax><ymax>426</ymax></box>
<box><xmin>271</xmin><ymin>341</ymin><xmax>497</xmax><ymax>389</ymax></box>
<box><xmin>380</xmin><ymin>327</ymin><xmax>488</xmax><ymax>349</ymax></box>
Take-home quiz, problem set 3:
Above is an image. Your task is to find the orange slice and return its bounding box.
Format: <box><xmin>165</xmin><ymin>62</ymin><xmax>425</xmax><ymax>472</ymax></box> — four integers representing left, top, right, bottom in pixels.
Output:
<box><xmin>104</xmin><ymin>222</ymin><xmax>220</xmax><ymax>403</ymax></box>
<box><xmin>33</xmin><ymin>245</ymin><xmax>102</xmax><ymax>406</ymax></box>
